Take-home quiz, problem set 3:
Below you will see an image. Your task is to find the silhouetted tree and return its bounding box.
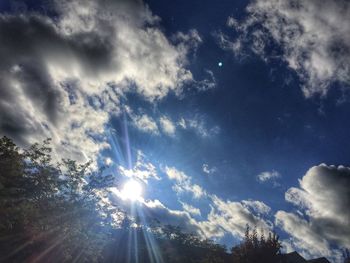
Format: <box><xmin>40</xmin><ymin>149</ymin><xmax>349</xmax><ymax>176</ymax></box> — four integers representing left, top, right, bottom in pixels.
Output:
<box><xmin>344</xmin><ymin>249</ymin><xmax>350</xmax><ymax>263</ymax></box>
<box><xmin>231</xmin><ymin>225</ymin><xmax>283</xmax><ymax>263</ymax></box>
<box><xmin>0</xmin><ymin>136</ymin><xmax>118</xmax><ymax>262</ymax></box>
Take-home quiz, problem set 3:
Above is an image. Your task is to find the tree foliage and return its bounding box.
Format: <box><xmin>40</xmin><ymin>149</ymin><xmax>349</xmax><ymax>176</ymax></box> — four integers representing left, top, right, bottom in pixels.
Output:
<box><xmin>231</xmin><ymin>225</ymin><xmax>283</xmax><ymax>263</ymax></box>
<box><xmin>0</xmin><ymin>136</ymin><xmax>117</xmax><ymax>262</ymax></box>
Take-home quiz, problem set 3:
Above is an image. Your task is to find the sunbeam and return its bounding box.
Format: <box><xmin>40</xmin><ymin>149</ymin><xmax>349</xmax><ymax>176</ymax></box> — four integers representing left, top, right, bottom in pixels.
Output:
<box><xmin>121</xmin><ymin>179</ymin><xmax>143</xmax><ymax>201</ymax></box>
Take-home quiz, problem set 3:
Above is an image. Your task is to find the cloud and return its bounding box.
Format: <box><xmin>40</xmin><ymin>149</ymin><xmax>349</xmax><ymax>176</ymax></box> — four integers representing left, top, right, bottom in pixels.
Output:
<box><xmin>165</xmin><ymin>166</ymin><xmax>206</xmax><ymax>199</ymax></box>
<box><xmin>187</xmin><ymin>118</ymin><xmax>220</xmax><ymax>138</ymax></box>
<box><xmin>0</xmin><ymin>0</ymin><xmax>202</xmax><ymax>162</ymax></box>
<box><xmin>140</xmin><ymin>163</ymin><xmax>346</xmax><ymax>259</ymax></box>
<box><xmin>257</xmin><ymin>170</ymin><xmax>281</xmax><ymax>187</ymax></box>
<box><xmin>192</xmin><ymin>70</ymin><xmax>217</xmax><ymax>91</ymax></box>
<box><xmin>113</xmin><ymin>159</ymin><xmax>273</xmax><ymax>242</ymax></box>
<box><xmin>144</xmin><ymin>197</ymin><xmax>269</xmax><ymax>241</ymax></box>
<box><xmin>141</xmin><ymin>199</ymin><xmax>201</xmax><ymax>232</ymax></box>
<box><xmin>178</xmin><ymin>115</ymin><xmax>220</xmax><ymax>138</ymax></box>
<box><xmin>276</xmin><ymin>164</ymin><xmax>350</xmax><ymax>262</ymax></box>
<box><xmin>164</xmin><ymin>166</ymin><xmax>272</xmax><ymax>240</ymax></box>
<box><xmin>242</xmin><ymin>200</ymin><xmax>271</xmax><ymax>215</ymax></box>
<box><xmin>257</xmin><ymin>171</ymin><xmax>280</xmax><ymax>182</ymax></box>
<box><xmin>131</xmin><ymin>114</ymin><xmax>159</xmax><ymax>135</ymax></box>
<box><xmin>159</xmin><ymin>116</ymin><xmax>176</xmax><ymax>136</ymax></box>
<box><xmin>129</xmin><ymin>114</ymin><xmax>221</xmax><ymax>138</ymax></box>
<box><xmin>197</xmin><ymin>195</ymin><xmax>272</xmax><ymax>239</ymax></box>
<box><xmin>104</xmin><ymin>157</ymin><xmax>113</xmax><ymax>166</ymax></box>
<box><xmin>118</xmin><ymin>150</ymin><xmax>160</xmax><ymax>183</ymax></box>
<box><xmin>220</xmin><ymin>0</ymin><xmax>350</xmax><ymax>97</ymax></box>
<box><xmin>164</xmin><ymin>165</ymin><xmax>272</xmax><ymax>239</ymax></box>
<box><xmin>180</xmin><ymin>202</ymin><xmax>201</xmax><ymax>216</ymax></box>
<box><xmin>109</xmin><ymin>191</ymin><xmax>202</xmax><ymax>234</ymax></box>
<box><xmin>173</xmin><ymin>29</ymin><xmax>202</xmax><ymax>52</ymax></box>
<box><xmin>165</xmin><ymin>166</ymin><xmax>189</xmax><ymax>182</ymax></box>
<box><xmin>275</xmin><ymin>211</ymin><xmax>341</xmax><ymax>261</ymax></box>
<box><xmin>54</xmin><ymin>0</ymin><xmax>200</xmax><ymax>99</ymax></box>
<box><xmin>202</xmin><ymin>164</ymin><xmax>217</xmax><ymax>175</ymax></box>
<box><xmin>111</xmin><ymin>187</ymin><xmax>272</xmax><ymax>241</ymax></box>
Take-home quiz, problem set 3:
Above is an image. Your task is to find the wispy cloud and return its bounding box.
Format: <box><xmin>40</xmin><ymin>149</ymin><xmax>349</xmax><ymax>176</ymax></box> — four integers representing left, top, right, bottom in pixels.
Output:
<box><xmin>131</xmin><ymin>113</ymin><xmax>160</xmax><ymax>135</ymax></box>
<box><xmin>242</xmin><ymin>200</ymin><xmax>271</xmax><ymax>215</ymax></box>
<box><xmin>178</xmin><ymin>115</ymin><xmax>220</xmax><ymax>138</ymax></box>
<box><xmin>165</xmin><ymin>166</ymin><xmax>206</xmax><ymax>199</ymax></box>
<box><xmin>257</xmin><ymin>170</ymin><xmax>281</xmax><ymax>187</ymax></box>
<box><xmin>164</xmin><ymin>166</ymin><xmax>272</xmax><ymax>240</ymax></box>
<box><xmin>180</xmin><ymin>202</ymin><xmax>202</xmax><ymax>216</ymax></box>
<box><xmin>219</xmin><ymin>0</ymin><xmax>350</xmax><ymax>97</ymax></box>
<box><xmin>159</xmin><ymin>116</ymin><xmax>176</xmax><ymax>136</ymax></box>
<box><xmin>197</xmin><ymin>195</ymin><xmax>272</xmax><ymax>239</ymax></box>
<box><xmin>112</xmin><ymin>155</ymin><xmax>274</xmax><ymax>242</ymax></box>
<box><xmin>118</xmin><ymin>150</ymin><xmax>160</xmax><ymax>183</ymax></box>
<box><xmin>202</xmin><ymin>164</ymin><xmax>217</xmax><ymax>175</ymax></box>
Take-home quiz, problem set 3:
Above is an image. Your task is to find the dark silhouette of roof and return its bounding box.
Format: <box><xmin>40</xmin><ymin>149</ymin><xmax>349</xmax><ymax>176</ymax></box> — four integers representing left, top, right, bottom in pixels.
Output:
<box><xmin>280</xmin><ymin>252</ymin><xmax>331</xmax><ymax>263</ymax></box>
<box><xmin>283</xmin><ymin>252</ymin><xmax>307</xmax><ymax>263</ymax></box>
<box><xmin>307</xmin><ymin>257</ymin><xmax>331</xmax><ymax>263</ymax></box>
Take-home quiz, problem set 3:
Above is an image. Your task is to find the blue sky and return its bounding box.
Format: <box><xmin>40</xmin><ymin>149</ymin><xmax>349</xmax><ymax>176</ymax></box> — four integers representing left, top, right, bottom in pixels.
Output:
<box><xmin>0</xmin><ymin>0</ymin><xmax>349</xmax><ymax>262</ymax></box>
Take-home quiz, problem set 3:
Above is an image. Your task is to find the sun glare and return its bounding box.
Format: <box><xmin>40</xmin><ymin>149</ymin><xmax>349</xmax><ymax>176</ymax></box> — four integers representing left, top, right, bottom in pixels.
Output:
<box><xmin>121</xmin><ymin>179</ymin><xmax>143</xmax><ymax>201</ymax></box>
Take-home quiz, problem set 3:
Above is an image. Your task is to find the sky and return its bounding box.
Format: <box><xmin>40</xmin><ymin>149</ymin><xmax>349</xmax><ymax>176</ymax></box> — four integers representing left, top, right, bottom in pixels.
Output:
<box><xmin>0</xmin><ymin>0</ymin><xmax>349</xmax><ymax>262</ymax></box>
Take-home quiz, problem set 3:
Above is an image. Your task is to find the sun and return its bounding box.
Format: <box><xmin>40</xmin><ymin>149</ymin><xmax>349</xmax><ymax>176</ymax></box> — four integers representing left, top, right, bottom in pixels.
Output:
<box><xmin>121</xmin><ymin>179</ymin><xmax>143</xmax><ymax>201</ymax></box>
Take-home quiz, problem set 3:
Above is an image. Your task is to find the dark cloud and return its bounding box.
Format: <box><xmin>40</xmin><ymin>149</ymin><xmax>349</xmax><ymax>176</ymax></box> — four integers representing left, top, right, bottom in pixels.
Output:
<box><xmin>276</xmin><ymin>164</ymin><xmax>350</xmax><ymax>262</ymax></box>
<box><xmin>0</xmin><ymin>13</ymin><xmax>111</xmax><ymax>143</ymax></box>
<box><xmin>0</xmin><ymin>0</ymin><xmax>202</xmax><ymax>162</ymax></box>
<box><xmin>0</xmin><ymin>16</ymin><xmax>58</xmax><ymax>130</ymax></box>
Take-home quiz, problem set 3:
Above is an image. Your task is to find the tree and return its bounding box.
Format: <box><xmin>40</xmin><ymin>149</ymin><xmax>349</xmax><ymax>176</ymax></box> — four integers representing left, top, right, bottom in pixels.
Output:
<box><xmin>231</xmin><ymin>225</ymin><xmax>283</xmax><ymax>263</ymax></box>
<box><xmin>154</xmin><ymin>224</ymin><xmax>228</xmax><ymax>263</ymax></box>
<box><xmin>344</xmin><ymin>249</ymin><xmax>350</xmax><ymax>263</ymax></box>
<box><xmin>0</xmin><ymin>136</ymin><xmax>118</xmax><ymax>262</ymax></box>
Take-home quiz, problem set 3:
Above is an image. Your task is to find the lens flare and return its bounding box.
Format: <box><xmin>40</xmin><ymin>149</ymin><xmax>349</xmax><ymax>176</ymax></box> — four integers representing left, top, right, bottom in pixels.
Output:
<box><xmin>121</xmin><ymin>179</ymin><xmax>143</xmax><ymax>201</ymax></box>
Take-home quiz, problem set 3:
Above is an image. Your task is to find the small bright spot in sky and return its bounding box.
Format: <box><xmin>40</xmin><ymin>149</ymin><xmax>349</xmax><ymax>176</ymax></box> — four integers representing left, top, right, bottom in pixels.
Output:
<box><xmin>121</xmin><ymin>179</ymin><xmax>143</xmax><ymax>201</ymax></box>
<box><xmin>218</xmin><ymin>62</ymin><xmax>223</xmax><ymax>67</ymax></box>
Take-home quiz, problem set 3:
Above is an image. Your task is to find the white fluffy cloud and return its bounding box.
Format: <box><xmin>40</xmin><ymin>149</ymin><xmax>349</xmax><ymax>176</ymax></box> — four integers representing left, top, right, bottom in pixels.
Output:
<box><xmin>276</xmin><ymin>164</ymin><xmax>350</xmax><ymax>262</ymax></box>
<box><xmin>0</xmin><ymin>0</ymin><xmax>202</xmax><ymax>163</ymax></box>
<box><xmin>54</xmin><ymin>0</ymin><xmax>199</xmax><ymax>99</ymax></box>
<box><xmin>165</xmin><ymin>166</ymin><xmax>206</xmax><ymax>199</ymax></box>
<box><xmin>109</xmin><ymin>193</ymin><xmax>202</xmax><ymax>234</ymax></box>
<box><xmin>164</xmin><ymin>166</ymin><xmax>272</xmax><ymax>239</ymax></box>
<box><xmin>197</xmin><ymin>195</ymin><xmax>272</xmax><ymax>239</ymax></box>
<box><xmin>131</xmin><ymin>114</ymin><xmax>160</xmax><ymax>135</ymax></box>
<box><xmin>159</xmin><ymin>116</ymin><xmax>176</xmax><ymax>136</ymax></box>
<box><xmin>220</xmin><ymin>0</ymin><xmax>350</xmax><ymax>97</ymax></box>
